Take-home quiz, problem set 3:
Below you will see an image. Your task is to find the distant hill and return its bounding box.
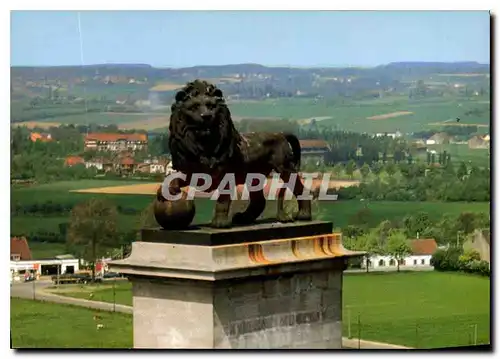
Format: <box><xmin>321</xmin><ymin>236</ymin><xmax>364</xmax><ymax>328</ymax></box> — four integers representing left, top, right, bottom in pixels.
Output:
<box><xmin>11</xmin><ymin>61</ymin><xmax>490</xmax><ymax>82</ymax></box>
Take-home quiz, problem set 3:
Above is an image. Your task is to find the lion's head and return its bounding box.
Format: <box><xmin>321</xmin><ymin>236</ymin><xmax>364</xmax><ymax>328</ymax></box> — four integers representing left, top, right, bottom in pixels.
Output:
<box><xmin>168</xmin><ymin>80</ymin><xmax>242</xmax><ymax>173</ymax></box>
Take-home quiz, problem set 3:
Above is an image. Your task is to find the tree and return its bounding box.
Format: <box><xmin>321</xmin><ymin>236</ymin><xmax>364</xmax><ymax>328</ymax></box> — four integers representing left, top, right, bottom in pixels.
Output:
<box><xmin>384</xmin><ymin>162</ymin><xmax>396</xmax><ymax>177</ymax></box>
<box><xmin>386</xmin><ymin>230</ymin><xmax>412</xmax><ymax>272</ymax></box>
<box><xmin>459</xmin><ymin>248</ymin><xmax>481</xmax><ymax>264</ymax></box>
<box><xmin>403</xmin><ymin>212</ymin><xmax>432</xmax><ymax>238</ymax></box>
<box><xmin>356</xmin><ymin>231</ymin><xmax>382</xmax><ymax>273</ymax></box>
<box><xmin>371</xmin><ymin>162</ymin><xmax>383</xmax><ymax>176</ymax></box>
<box><xmin>343</xmin><ymin>225</ymin><xmax>366</xmax><ymax>239</ymax></box>
<box><xmin>457</xmin><ymin>162</ymin><xmax>468</xmax><ymax>180</ymax></box>
<box><xmin>456</xmin><ymin>212</ymin><xmax>478</xmax><ymax>235</ymax></box>
<box><xmin>332</xmin><ymin>163</ymin><xmax>344</xmax><ymax>178</ymax></box>
<box><xmin>136</xmin><ymin>201</ymin><xmax>158</xmax><ymax>239</ymax></box>
<box><xmin>345</xmin><ymin>160</ymin><xmax>356</xmax><ymax>179</ymax></box>
<box><xmin>67</xmin><ymin>199</ymin><xmax>119</xmax><ymax>281</ymax></box>
<box><xmin>359</xmin><ymin>163</ymin><xmax>370</xmax><ymax>180</ymax></box>
<box><xmin>348</xmin><ymin>207</ymin><xmax>372</xmax><ymax>227</ymax></box>
<box><xmin>474</xmin><ymin>212</ymin><xmax>490</xmax><ymax>229</ymax></box>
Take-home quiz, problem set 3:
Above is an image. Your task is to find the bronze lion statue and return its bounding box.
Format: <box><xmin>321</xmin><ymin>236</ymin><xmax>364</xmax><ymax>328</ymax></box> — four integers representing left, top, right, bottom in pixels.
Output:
<box><xmin>156</xmin><ymin>79</ymin><xmax>312</xmax><ymax>228</ymax></box>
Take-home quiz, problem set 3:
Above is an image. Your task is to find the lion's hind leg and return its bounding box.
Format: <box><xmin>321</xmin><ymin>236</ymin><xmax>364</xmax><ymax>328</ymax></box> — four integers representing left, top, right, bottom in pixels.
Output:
<box><xmin>232</xmin><ymin>188</ymin><xmax>266</xmax><ymax>226</ymax></box>
<box><xmin>292</xmin><ymin>174</ymin><xmax>312</xmax><ymax>221</ymax></box>
<box><xmin>276</xmin><ymin>186</ymin><xmax>294</xmax><ymax>223</ymax></box>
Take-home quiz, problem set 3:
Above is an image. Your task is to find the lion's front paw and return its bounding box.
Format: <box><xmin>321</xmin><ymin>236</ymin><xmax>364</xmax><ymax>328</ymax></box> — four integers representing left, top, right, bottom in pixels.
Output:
<box><xmin>211</xmin><ymin>216</ymin><xmax>232</xmax><ymax>229</ymax></box>
<box><xmin>276</xmin><ymin>212</ymin><xmax>294</xmax><ymax>223</ymax></box>
<box><xmin>295</xmin><ymin>210</ymin><xmax>312</xmax><ymax>221</ymax></box>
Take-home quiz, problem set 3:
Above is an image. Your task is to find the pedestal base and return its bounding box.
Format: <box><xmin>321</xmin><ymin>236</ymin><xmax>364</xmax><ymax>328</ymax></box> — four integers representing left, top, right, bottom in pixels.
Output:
<box><xmin>109</xmin><ymin>221</ymin><xmax>364</xmax><ymax>349</ymax></box>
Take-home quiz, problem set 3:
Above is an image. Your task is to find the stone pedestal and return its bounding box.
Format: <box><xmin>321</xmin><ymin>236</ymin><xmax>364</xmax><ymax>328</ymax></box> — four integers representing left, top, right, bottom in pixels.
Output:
<box><xmin>109</xmin><ymin>220</ymin><xmax>364</xmax><ymax>349</ymax></box>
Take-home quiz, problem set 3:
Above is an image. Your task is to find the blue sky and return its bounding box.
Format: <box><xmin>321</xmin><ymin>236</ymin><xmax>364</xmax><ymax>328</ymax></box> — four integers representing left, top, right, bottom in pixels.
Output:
<box><xmin>10</xmin><ymin>10</ymin><xmax>490</xmax><ymax>67</ymax></box>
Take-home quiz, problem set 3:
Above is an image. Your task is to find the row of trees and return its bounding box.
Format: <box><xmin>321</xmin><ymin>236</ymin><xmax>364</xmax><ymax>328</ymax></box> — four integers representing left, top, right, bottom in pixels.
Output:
<box><xmin>431</xmin><ymin>248</ymin><xmax>490</xmax><ymax>277</ymax></box>
<box><xmin>335</xmin><ymin>161</ymin><xmax>490</xmax><ymax>202</ymax></box>
<box><xmin>11</xmin><ymin>201</ymin><xmax>142</xmax><ymax>216</ymax></box>
<box><xmin>343</xmin><ymin>211</ymin><xmax>489</xmax><ymax>248</ymax></box>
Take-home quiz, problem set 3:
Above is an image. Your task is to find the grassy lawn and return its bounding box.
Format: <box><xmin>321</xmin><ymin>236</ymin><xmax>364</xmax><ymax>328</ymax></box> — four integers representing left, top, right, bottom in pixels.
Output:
<box><xmin>343</xmin><ymin>271</ymin><xmax>490</xmax><ymax>348</ymax></box>
<box><xmin>10</xmin><ymin>298</ymin><xmax>132</xmax><ymax>348</ymax></box>
<box><xmin>53</xmin><ymin>281</ymin><xmax>133</xmax><ymax>307</ymax></box>
<box><xmin>54</xmin><ymin>272</ymin><xmax>490</xmax><ymax>349</ymax></box>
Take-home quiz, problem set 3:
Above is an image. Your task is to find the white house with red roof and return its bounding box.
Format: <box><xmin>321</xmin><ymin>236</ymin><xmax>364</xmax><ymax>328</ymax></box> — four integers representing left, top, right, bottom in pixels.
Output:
<box><xmin>362</xmin><ymin>239</ymin><xmax>438</xmax><ymax>270</ymax></box>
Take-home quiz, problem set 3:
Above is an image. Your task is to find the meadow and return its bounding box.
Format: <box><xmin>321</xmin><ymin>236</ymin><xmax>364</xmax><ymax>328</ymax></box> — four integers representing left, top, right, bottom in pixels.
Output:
<box><xmin>12</xmin><ymin>179</ymin><xmax>489</xmax><ymax>247</ymax></box>
<box><xmin>343</xmin><ymin>271</ymin><xmax>490</xmax><ymax>348</ymax></box>
<box><xmin>32</xmin><ymin>271</ymin><xmax>491</xmax><ymax>349</ymax></box>
<box><xmin>15</xmin><ymin>96</ymin><xmax>490</xmax><ymax>134</ymax></box>
<box><xmin>423</xmin><ymin>143</ymin><xmax>490</xmax><ymax>168</ymax></box>
<box><xmin>10</xmin><ymin>298</ymin><xmax>132</xmax><ymax>349</ymax></box>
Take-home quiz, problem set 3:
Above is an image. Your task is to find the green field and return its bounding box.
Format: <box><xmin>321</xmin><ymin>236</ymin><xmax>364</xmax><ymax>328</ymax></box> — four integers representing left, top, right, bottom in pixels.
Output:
<box><xmin>18</xmin><ymin>96</ymin><xmax>490</xmax><ymax>134</ymax></box>
<box><xmin>343</xmin><ymin>272</ymin><xmax>490</xmax><ymax>348</ymax></box>
<box><xmin>11</xmin><ymin>179</ymin><xmax>489</xmax><ymax>257</ymax></box>
<box><xmin>11</xmin><ymin>179</ymin><xmax>490</xmax><ymax>265</ymax></box>
<box><xmin>29</xmin><ymin>242</ymin><xmax>68</xmax><ymax>259</ymax></box>
<box><xmin>43</xmin><ymin>272</ymin><xmax>490</xmax><ymax>348</ymax></box>
<box><xmin>424</xmin><ymin>143</ymin><xmax>490</xmax><ymax>168</ymax></box>
<box><xmin>229</xmin><ymin>97</ymin><xmax>490</xmax><ymax>134</ymax></box>
<box><xmin>10</xmin><ymin>298</ymin><xmax>132</xmax><ymax>348</ymax></box>
<box><xmin>55</xmin><ymin>281</ymin><xmax>133</xmax><ymax>306</ymax></box>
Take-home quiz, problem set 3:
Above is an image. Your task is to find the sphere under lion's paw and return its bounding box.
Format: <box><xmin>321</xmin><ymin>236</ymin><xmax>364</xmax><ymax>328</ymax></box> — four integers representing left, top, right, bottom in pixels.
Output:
<box><xmin>153</xmin><ymin>191</ymin><xmax>195</xmax><ymax>230</ymax></box>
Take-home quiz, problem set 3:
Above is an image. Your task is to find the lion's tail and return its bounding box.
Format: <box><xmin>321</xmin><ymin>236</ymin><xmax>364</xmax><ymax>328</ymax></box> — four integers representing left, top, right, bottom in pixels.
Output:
<box><xmin>284</xmin><ymin>133</ymin><xmax>302</xmax><ymax>171</ymax></box>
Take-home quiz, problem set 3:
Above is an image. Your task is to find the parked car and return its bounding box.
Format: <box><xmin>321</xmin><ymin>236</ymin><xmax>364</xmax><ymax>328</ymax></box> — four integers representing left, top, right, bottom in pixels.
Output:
<box><xmin>103</xmin><ymin>272</ymin><xmax>122</xmax><ymax>279</ymax></box>
<box><xmin>24</xmin><ymin>273</ymin><xmax>36</xmax><ymax>282</ymax></box>
<box><xmin>51</xmin><ymin>273</ymin><xmax>102</xmax><ymax>285</ymax></box>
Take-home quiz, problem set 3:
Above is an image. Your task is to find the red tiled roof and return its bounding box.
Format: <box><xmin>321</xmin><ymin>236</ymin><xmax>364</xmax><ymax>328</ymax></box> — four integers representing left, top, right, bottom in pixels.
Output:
<box><xmin>121</xmin><ymin>157</ymin><xmax>135</xmax><ymax>165</ymax></box>
<box><xmin>299</xmin><ymin>139</ymin><xmax>330</xmax><ymax>149</ymax></box>
<box><xmin>30</xmin><ymin>132</ymin><xmax>52</xmax><ymax>143</ymax></box>
<box><xmin>11</xmin><ymin>237</ymin><xmax>32</xmax><ymax>260</ymax></box>
<box><xmin>85</xmin><ymin>133</ymin><xmax>148</xmax><ymax>142</ymax></box>
<box><xmin>65</xmin><ymin>156</ymin><xmax>85</xmax><ymax>166</ymax></box>
<box><xmin>409</xmin><ymin>239</ymin><xmax>438</xmax><ymax>255</ymax></box>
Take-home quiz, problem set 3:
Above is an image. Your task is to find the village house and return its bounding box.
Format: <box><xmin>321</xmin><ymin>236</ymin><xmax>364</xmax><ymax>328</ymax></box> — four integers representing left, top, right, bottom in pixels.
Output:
<box><xmin>362</xmin><ymin>239</ymin><xmax>438</xmax><ymax>270</ymax></box>
<box><xmin>64</xmin><ymin>155</ymin><xmax>85</xmax><ymax>167</ymax></box>
<box><xmin>85</xmin><ymin>158</ymin><xmax>104</xmax><ymax>171</ymax></box>
<box><xmin>85</xmin><ymin>157</ymin><xmax>114</xmax><ymax>172</ymax></box>
<box><xmin>30</xmin><ymin>132</ymin><xmax>52</xmax><ymax>143</ymax></box>
<box><xmin>151</xmin><ymin>158</ymin><xmax>168</xmax><ymax>174</ymax></box>
<box><xmin>374</xmin><ymin>131</ymin><xmax>402</xmax><ymax>139</ymax></box>
<box><xmin>84</xmin><ymin>133</ymin><xmax>148</xmax><ymax>152</ymax></box>
<box><xmin>299</xmin><ymin>139</ymin><xmax>331</xmax><ymax>166</ymax></box>
<box><xmin>10</xmin><ymin>237</ymin><xmax>80</xmax><ymax>280</ymax></box>
<box><xmin>463</xmin><ymin>229</ymin><xmax>490</xmax><ymax>263</ymax></box>
<box><xmin>135</xmin><ymin>163</ymin><xmax>151</xmax><ymax>174</ymax></box>
<box><xmin>117</xmin><ymin>156</ymin><xmax>136</xmax><ymax>174</ymax></box>
<box><xmin>426</xmin><ymin>132</ymin><xmax>451</xmax><ymax>145</ymax></box>
<box><xmin>468</xmin><ymin>134</ymin><xmax>490</xmax><ymax>149</ymax></box>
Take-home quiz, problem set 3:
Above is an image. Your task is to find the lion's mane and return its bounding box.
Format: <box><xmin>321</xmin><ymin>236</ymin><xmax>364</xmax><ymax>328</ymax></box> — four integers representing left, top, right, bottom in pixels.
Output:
<box><xmin>168</xmin><ymin>80</ymin><xmax>243</xmax><ymax>174</ymax></box>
